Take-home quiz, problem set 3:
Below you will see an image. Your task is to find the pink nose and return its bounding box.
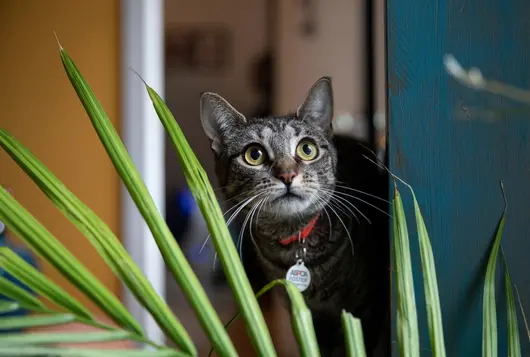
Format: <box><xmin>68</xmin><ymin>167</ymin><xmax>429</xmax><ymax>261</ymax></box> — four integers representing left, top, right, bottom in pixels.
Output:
<box><xmin>278</xmin><ymin>172</ymin><xmax>297</xmax><ymax>185</ymax></box>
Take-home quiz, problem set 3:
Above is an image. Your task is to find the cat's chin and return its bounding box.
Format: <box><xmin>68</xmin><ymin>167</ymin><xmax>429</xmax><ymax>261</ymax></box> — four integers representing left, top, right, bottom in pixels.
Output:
<box><xmin>267</xmin><ymin>193</ymin><xmax>316</xmax><ymax>218</ymax></box>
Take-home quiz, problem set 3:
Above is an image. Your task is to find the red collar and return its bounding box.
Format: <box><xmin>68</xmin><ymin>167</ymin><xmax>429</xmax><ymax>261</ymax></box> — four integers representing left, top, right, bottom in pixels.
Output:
<box><xmin>279</xmin><ymin>214</ymin><xmax>320</xmax><ymax>246</ymax></box>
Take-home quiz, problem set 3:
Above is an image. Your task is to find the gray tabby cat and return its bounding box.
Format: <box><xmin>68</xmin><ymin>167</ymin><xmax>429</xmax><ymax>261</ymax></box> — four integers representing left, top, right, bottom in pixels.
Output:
<box><xmin>200</xmin><ymin>77</ymin><xmax>389</xmax><ymax>357</ymax></box>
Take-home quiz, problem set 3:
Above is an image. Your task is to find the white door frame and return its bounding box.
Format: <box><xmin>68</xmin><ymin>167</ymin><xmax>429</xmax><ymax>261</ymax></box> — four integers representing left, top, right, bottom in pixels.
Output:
<box><xmin>120</xmin><ymin>0</ymin><xmax>166</xmax><ymax>345</ymax></box>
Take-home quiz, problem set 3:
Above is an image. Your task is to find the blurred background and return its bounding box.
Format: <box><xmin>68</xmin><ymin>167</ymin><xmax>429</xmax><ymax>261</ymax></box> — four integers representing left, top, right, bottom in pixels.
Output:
<box><xmin>0</xmin><ymin>0</ymin><xmax>386</xmax><ymax>354</ymax></box>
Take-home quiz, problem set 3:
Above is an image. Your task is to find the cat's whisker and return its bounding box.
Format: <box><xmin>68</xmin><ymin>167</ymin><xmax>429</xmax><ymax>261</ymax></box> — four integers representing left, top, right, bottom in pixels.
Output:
<box><xmin>317</xmin><ymin>189</ymin><xmax>361</xmax><ymax>224</ymax></box>
<box><xmin>321</xmin><ymin>189</ymin><xmax>369</xmax><ymax>224</ymax></box>
<box><xmin>334</xmin><ymin>183</ymin><xmax>391</xmax><ymax>204</ymax></box>
<box><xmin>335</xmin><ymin>191</ymin><xmax>392</xmax><ymax>218</ymax></box>
<box><xmin>255</xmin><ymin>196</ymin><xmax>269</xmax><ymax>228</ymax></box>
<box><xmin>316</xmin><ymin>193</ymin><xmax>355</xmax><ymax>257</ymax></box>
<box><xmin>309</xmin><ymin>191</ymin><xmax>334</xmax><ymax>242</ymax></box>
<box><xmin>219</xmin><ymin>186</ymin><xmax>259</xmax><ymax>205</ymax></box>
<box><xmin>328</xmin><ymin>197</ymin><xmax>360</xmax><ymax>224</ymax></box>
<box><xmin>248</xmin><ymin>198</ymin><xmax>267</xmax><ymax>259</ymax></box>
<box><xmin>238</xmin><ymin>197</ymin><xmax>266</xmax><ymax>259</ymax></box>
<box><xmin>199</xmin><ymin>192</ymin><xmax>266</xmax><ymax>256</ymax></box>
<box><xmin>327</xmin><ymin>188</ymin><xmax>392</xmax><ymax>219</ymax></box>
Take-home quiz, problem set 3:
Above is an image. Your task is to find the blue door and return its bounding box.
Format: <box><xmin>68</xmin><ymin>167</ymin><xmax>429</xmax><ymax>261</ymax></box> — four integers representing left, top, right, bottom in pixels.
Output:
<box><xmin>387</xmin><ymin>0</ymin><xmax>530</xmax><ymax>356</ymax></box>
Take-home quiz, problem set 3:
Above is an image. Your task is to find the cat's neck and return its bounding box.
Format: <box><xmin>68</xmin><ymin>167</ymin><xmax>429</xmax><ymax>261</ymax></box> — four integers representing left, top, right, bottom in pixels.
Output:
<box><xmin>253</xmin><ymin>210</ymin><xmax>322</xmax><ymax>242</ymax></box>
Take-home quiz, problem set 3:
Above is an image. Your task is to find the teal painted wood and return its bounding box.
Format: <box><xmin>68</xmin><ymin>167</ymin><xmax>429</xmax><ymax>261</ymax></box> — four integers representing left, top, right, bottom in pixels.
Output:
<box><xmin>386</xmin><ymin>0</ymin><xmax>530</xmax><ymax>356</ymax></box>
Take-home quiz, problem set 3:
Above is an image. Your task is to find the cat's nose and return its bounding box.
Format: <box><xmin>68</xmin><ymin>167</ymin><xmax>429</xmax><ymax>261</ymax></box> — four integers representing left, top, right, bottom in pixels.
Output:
<box><xmin>278</xmin><ymin>172</ymin><xmax>297</xmax><ymax>185</ymax></box>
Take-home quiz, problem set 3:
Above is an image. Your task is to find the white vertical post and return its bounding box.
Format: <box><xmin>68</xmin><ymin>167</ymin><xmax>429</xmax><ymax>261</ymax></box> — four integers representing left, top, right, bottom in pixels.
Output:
<box><xmin>120</xmin><ymin>0</ymin><xmax>165</xmax><ymax>345</ymax></box>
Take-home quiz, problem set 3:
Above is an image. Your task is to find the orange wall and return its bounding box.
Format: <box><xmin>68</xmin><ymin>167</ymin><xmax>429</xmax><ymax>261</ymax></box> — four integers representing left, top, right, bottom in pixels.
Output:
<box><xmin>0</xmin><ymin>1</ymin><xmax>121</xmax><ymax>310</ymax></box>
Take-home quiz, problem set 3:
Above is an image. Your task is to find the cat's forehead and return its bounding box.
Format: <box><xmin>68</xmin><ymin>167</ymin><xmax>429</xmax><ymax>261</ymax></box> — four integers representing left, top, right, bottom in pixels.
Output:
<box><xmin>245</xmin><ymin>117</ymin><xmax>319</xmax><ymax>140</ymax></box>
<box><xmin>221</xmin><ymin>116</ymin><xmax>327</xmax><ymax>156</ymax></box>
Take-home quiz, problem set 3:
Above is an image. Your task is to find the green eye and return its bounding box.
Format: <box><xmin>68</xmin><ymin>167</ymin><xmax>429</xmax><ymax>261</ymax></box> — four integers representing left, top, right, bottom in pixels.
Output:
<box><xmin>244</xmin><ymin>145</ymin><xmax>266</xmax><ymax>165</ymax></box>
<box><xmin>296</xmin><ymin>140</ymin><xmax>318</xmax><ymax>161</ymax></box>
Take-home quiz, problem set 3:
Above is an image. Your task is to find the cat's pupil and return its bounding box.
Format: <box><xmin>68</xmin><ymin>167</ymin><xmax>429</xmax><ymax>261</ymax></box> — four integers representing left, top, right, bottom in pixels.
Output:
<box><xmin>250</xmin><ymin>148</ymin><xmax>262</xmax><ymax>160</ymax></box>
<box><xmin>302</xmin><ymin>144</ymin><xmax>312</xmax><ymax>156</ymax></box>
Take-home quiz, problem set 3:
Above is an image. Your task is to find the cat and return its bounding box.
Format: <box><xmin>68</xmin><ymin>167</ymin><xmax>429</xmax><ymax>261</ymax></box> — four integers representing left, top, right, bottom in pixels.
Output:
<box><xmin>200</xmin><ymin>77</ymin><xmax>390</xmax><ymax>357</ymax></box>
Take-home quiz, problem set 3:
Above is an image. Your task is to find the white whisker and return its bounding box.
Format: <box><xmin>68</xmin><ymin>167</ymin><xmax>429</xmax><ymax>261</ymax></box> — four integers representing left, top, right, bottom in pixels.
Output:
<box><xmin>328</xmin><ymin>188</ymin><xmax>391</xmax><ymax>219</ymax></box>
<box><xmin>335</xmin><ymin>183</ymin><xmax>390</xmax><ymax>204</ymax></box>
<box><xmin>201</xmin><ymin>191</ymin><xmax>266</xmax><ymax>257</ymax></box>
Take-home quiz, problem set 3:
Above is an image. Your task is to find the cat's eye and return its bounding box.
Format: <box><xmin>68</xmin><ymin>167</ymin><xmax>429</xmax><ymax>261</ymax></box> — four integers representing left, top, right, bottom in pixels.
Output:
<box><xmin>296</xmin><ymin>140</ymin><xmax>318</xmax><ymax>161</ymax></box>
<box><xmin>243</xmin><ymin>145</ymin><xmax>266</xmax><ymax>166</ymax></box>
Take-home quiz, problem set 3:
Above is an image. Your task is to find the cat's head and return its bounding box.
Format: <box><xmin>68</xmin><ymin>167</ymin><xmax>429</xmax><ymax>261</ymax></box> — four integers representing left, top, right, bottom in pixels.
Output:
<box><xmin>200</xmin><ymin>77</ymin><xmax>336</xmax><ymax>220</ymax></box>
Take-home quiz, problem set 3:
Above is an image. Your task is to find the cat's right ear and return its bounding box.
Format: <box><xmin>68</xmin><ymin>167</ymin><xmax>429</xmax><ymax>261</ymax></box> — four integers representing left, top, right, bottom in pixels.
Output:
<box><xmin>200</xmin><ymin>92</ymin><xmax>246</xmax><ymax>153</ymax></box>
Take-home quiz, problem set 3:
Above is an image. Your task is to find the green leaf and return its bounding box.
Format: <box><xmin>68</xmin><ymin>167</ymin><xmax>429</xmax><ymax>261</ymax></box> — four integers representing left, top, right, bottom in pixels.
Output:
<box><xmin>57</xmin><ymin>45</ymin><xmax>237</xmax><ymax>356</ymax></box>
<box><xmin>0</xmin><ymin>247</ymin><xmax>92</xmax><ymax>319</ymax></box>
<box><xmin>392</xmin><ymin>187</ymin><xmax>420</xmax><ymax>357</ymax></box>
<box><xmin>144</xmin><ymin>82</ymin><xmax>276</xmax><ymax>357</ymax></box>
<box><xmin>0</xmin><ymin>314</ymin><xmax>75</xmax><ymax>330</ymax></box>
<box><xmin>0</xmin><ymin>330</ymin><xmax>132</xmax><ymax>346</ymax></box>
<box><xmin>407</xmin><ymin>187</ymin><xmax>446</xmax><ymax>356</ymax></box>
<box><xmin>0</xmin><ymin>347</ymin><xmax>188</xmax><ymax>357</ymax></box>
<box><xmin>503</xmin><ymin>254</ymin><xmax>521</xmax><ymax>357</ymax></box>
<box><xmin>0</xmin><ymin>187</ymin><xmax>142</xmax><ymax>335</ymax></box>
<box><xmin>482</xmin><ymin>199</ymin><xmax>506</xmax><ymax>357</ymax></box>
<box><xmin>341</xmin><ymin>311</ymin><xmax>367</xmax><ymax>357</ymax></box>
<box><xmin>0</xmin><ymin>276</ymin><xmax>45</xmax><ymax>310</ymax></box>
<box><xmin>514</xmin><ymin>284</ymin><xmax>530</xmax><ymax>342</ymax></box>
<box><xmin>0</xmin><ymin>131</ymin><xmax>194</xmax><ymax>354</ymax></box>
<box><xmin>210</xmin><ymin>279</ymin><xmax>319</xmax><ymax>357</ymax></box>
<box><xmin>0</xmin><ymin>301</ymin><xmax>19</xmax><ymax>314</ymax></box>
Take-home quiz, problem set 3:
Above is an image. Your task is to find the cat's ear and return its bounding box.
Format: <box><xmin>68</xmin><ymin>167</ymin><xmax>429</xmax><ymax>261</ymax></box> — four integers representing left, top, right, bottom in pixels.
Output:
<box><xmin>296</xmin><ymin>77</ymin><xmax>333</xmax><ymax>130</ymax></box>
<box><xmin>200</xmin><ymin>92</ymin><xmax>246</xmax><ymax>153</ymax></box>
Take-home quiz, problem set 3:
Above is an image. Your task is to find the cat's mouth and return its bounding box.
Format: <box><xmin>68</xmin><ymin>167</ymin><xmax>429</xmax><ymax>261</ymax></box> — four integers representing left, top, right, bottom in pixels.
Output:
<box><xmin>272</xmin><ymin>191</ymin><xmax>302</xmax><ymax>202</ymax></box>
<box><xmin>281</xmin><ymin>192</ymin><xmax>302</xmax><ymax>200</ymax></box>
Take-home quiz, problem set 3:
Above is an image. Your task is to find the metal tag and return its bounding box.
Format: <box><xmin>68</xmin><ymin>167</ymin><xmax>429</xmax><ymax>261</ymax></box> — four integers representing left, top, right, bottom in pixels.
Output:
<box><xmin>286</xmin><ymin>259</ymin><xmax>311</xmax><ymax>292</ymax></box>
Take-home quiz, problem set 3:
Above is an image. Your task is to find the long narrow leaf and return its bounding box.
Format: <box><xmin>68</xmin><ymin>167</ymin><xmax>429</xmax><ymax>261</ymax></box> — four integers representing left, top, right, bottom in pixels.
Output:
<box><xmin>408</xmin><ymin>188</ymin><xmax>446</xmax><ymax>356</ymax></box>
<box><xmin>145</xmin><ymin>83</ymin><xmax>276</xmax><ymax>356</ymax></box>
<box><xmin>341</xmin><ymin>311</ymin><xmax>367</xmax><ymax>357</ymax></box>
<box><xmin>392</xmin><ymin>186</ymin><xmax>420</xmax><ymax>357</ymax></box>
<box><xmin>514</xmin><ymin>285</ymin><xmax>530</xmax><ymax>342</ymax></box>
<box><xmin>0</xmin><ymin>301</ymin><xmax>19</xmax><ymax>314</ymax></box>
<box><xmin>209</xmin><ymin>279</ymin><xmax>319</xmax><ymax>357</ymax></box>
<box><xmin>0</xmin><ymin>276</ymin><xmax>45</xmax><ymax>310</ymax></box>
<box><xmin>0</xmin><ymin>347</ymin><xmax>188</xmax><ymax>357</ymax></box>
<box><xmin>0</xmin><ymin>330</ymin><xmax>132</xmax><ymax>346</ymax></box>
<box><xmin>0</xmin><ymin>314</ymin><xmax>75</xmax><ymax>330</ymax></box>
<box><xmin>0</xmin><ymin>131</ymin><xmax>195</xmax><ymax>354</ymax></box>
<box><xmin>57</xmin><ymin>44</ymin><xmax>237</xmax><ymax>356</ymax></box>
<box><xmin>0</xmin><ymin>247</ymin><xmax>92</xmax><ymax>319</ymax></box>
<box><xmin>0</xmin><ymin>187</ymin><xmax>142</xmax><ymax>335</ymax></box>
<box><xmin>503</xmin><ymin>254</ymin><xmax>521</xmax><ymax>357</ymax></box>
<box><xmin>482</xmin><ymin>201</ymin><xmax>506</xmax><ymax>357</ymax></box>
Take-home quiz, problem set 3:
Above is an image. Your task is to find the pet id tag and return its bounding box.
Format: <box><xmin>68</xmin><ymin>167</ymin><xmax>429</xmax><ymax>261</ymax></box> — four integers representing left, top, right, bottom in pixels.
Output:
<box><xmin>286</xmin><ymin>259</ymin><xmax>311</xmax><ymax>292</ymax></box>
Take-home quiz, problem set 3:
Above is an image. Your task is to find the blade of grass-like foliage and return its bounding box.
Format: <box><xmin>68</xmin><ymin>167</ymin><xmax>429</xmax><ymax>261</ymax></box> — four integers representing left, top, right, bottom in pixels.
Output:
<box><xmin>0</xmin><ymin>276</ymin><xmax>45</xmax><ymax>311</ymax></box>
<box><xmin>0</xmin><ymin>187</ymin><xmax>142</xmax><ymax>335</ymax></box>
<box><xmin>0</xmin><ymin>330</ymin><xmax>132</xmax><ymax>346</ymax></box>
<box><xmin>392</xmin><ymin>186</ymin><xmax>420</xmax><ymax>357</ymax></box>
<box><xmin>398</xmin><ymin>181</ymin><xmax>446</xmax><ymax>357</ymax></box>
<box><xmin>482</xmin><ymin>187</ymin><xmax>507</xmax><ymax>357</ymax></box>
<box><xmin>0</xmin><ymin>301</ymin><xmax>19</xmax><ymax>314</ymax></box>
<box><xmin>0</xmin><ymin>247</ymin><xmax>91</xmax><ymax>319</ymax></box>
<box><xmin>0</xmin><ymin>131</ymin><xmax>195</xmax><ymax>354</ymax></box>
<box><xmin>0</xmin><ymin>347</ymin><xmax>188</xmax><ymax>357</ymax></box>
<box><xmin>502</xmin><ymin>253</ymin><xmax>521</xmax><ymax>357</ymax></box>
<box><xmin>341</xmin><ymin>311</ymin><xmax>367</xmax><ymax>357</ymax></box>
<box><xmin>514</xmin><ymin>285</ymin><xmax>530</xmax><ymax>342</ymax></box>
<box><xmin>144</xmin><ymin>82</ymin><xmax>276</xmax><ymax>356</ymax></box>
<box><xmin>0</xmin><ymin>314</ymin><xmax>75</xmax><ymax>330</ymax></box>
<box><xmin>57</xmin><ymin>43</ymin><xmax>237</xmax><ymax>356</ymax></box>
<box><xmin>209</xmin><ymin>279</ymin><xmax>319</xmax><ymax>357</ymax></box>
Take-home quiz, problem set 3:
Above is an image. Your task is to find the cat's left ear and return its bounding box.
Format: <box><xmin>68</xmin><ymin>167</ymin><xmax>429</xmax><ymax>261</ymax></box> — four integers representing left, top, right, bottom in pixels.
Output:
<box><xmin>200</xmin><ymin>92</ymin><xmax>246</xmax><ymax>154</ymax></box>
<box><xmin>296</xmin><ymin>77</ymin><xmax>333</xmax><ymax>131</ymax></box>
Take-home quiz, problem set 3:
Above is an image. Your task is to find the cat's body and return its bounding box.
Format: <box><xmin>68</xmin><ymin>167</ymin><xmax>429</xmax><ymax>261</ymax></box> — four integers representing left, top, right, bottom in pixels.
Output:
<box><xmin>200</xmin><ymin>78</ymin><xmax>389</xmax><ymax>357</ymax></box>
